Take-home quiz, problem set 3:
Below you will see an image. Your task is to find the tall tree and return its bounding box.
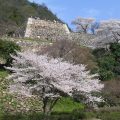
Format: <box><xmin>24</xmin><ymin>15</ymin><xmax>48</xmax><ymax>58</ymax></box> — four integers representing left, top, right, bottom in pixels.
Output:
<box><xmin>96</xmin><ymin>20</ymin><xmax>120</xmax><ymax>43</ymax></box>
<box><xmin>6</xmin><ymin>51</ymin><xmax>104</xmax><ymax>115</ymax></box>
<box><xmin>72</xmin><ymin>17</ymin><xmax>95</xmax><ymax>34</ymax></box>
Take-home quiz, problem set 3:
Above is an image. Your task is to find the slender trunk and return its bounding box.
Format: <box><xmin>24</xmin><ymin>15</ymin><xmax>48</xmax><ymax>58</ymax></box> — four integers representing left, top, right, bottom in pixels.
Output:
<box><xmin>42</xmin><ymin>97</ymin><xmax>60</xmax><ymax>120</ymax></box>
<box><xmin>49</xmin><ymin>98</ymin><xmax>60</xmax><ymax>112</ymax></box>
<box><xmin>43</xmin><ymin>98</ymin><xmax>50</xmax><ymax>120</ymax></box>
<box><xmin>43</xmin><ymin>97</ymin><xmax>49</xmax><ymax>114</ymax></box>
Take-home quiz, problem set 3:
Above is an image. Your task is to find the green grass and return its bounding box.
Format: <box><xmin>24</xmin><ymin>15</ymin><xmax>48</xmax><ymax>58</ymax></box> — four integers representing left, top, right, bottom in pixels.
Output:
<box><xmin>53</xmin><ymin>97</ymin><xmax>84</xmax><ymax>113</ymax></box>
<box><xmin>0</xmin><ymin>70</ymin><xmax>9</xmax><ymax>78</ymax></box>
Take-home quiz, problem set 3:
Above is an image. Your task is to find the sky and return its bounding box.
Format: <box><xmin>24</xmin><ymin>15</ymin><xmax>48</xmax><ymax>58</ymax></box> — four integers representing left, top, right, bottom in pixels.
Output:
<box><xmin>29</xmin><ymin>0</ymin><xmax>120</xmax><ymax>29</ymax></box>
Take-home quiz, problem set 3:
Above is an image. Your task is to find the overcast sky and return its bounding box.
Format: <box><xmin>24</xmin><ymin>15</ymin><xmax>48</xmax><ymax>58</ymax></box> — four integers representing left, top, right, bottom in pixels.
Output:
<box><xmin>29</xmin><ymin>0</ymin><xmax>120</xmax><ymax>29</ymax></box>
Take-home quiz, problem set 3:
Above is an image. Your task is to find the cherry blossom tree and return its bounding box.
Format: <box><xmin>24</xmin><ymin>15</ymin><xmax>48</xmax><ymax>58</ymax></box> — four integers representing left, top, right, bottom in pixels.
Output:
<box><xmin>6</xmin><ymin>51</ymin><xmax>104</xmax><ymax>115</ymax></box>
<box><xmin>96</xmin><ymin>19</ymin><xmax>120</xmax><ymax>43</ymax></box>
<box><xmin>72</xmin><ymin>17</ymin><xmax>95</xmax><ymax>33</ymax></box>
<box><xmin>98</xmin><ymin>19</ymin><xmax>120</xmax><ymax>32</ymax></box>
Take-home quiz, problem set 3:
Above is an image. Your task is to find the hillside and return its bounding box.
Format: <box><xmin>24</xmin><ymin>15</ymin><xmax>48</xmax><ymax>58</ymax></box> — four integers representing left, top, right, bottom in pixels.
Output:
<box><xmin>0</xmin><ymin>0</ymin><xmax>62</xmax><ymax>36</ymax></box>
<box><xmin>0</xmin><ymin>37</ymin><xmax>120</xmax><ymax>120</ymax></box>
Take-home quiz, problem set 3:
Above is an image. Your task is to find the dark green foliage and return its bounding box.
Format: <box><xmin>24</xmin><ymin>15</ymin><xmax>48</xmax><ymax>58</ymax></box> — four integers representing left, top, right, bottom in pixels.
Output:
<box><xmin>70</xmin><ymin>109</ymin><xmax>86</xmax><ymax>120</ymax></box>
<box><xmin>93</xmin><ymin>43</ymin><xmax>120</xmax><ymax>105</ymax></box>
<box><xmin>0</xmin><ymin>110</ymin><xmax>87</xmax><ymax>120</ymax></box>
<box><xmin>0</xmin><ymin>111</ymin><xmax>118</xmax><ymax>120</ymax></box>
<box><xmin>0</xmin><ymin>0</ymin><xmax>62</xmax><ymax>36</ymax></box>
<box><xmin>92</xmin><ymin>48</ymin><xmax>106</xmax><ymax>58</ymax></box>
<box><xmin>0</xmin><ymin>39</ymin><xmax>20</xmax><ymax>65</ymax></box>
<box><xmin>99</xmin><ymin>69</ymin><xmax>115</xmax><ymax>80</ymax></box>
<box><xmin>93</xmin><ymin>43</ymin><xmax>120</xmax><ymax>81</ymax></box>
<box><xmin>97</xmin><ymin>112</ymin><xmax>120</xmax><ymax>120</ymax></box>
<box><xmin>0</xmin><ymin>111</ymin><xmax>119</xmax><ymax>120</ymax></box>
<box><xmin>110</xmin><ymin>43</ymin><xmax>120</xmax><ymax>58</ymax></box>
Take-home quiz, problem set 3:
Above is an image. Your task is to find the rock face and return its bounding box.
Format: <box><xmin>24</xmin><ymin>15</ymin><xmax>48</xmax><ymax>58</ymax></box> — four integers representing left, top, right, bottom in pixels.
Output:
<box><xmin>25</xmin><ymin>18</ymin><xmax>70</xmax><ymax>40</ymax></box>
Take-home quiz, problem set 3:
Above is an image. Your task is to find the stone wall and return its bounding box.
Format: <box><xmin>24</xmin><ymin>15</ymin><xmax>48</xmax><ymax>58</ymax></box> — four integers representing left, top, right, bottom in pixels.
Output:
<box><xmin>25</xmin><ymin>18</ymin><xmax>70</xmax><ymax>40</ymax></box>
<box><xmin>24</xmin><ymin>17</ymin><xmax>116</xmax><ymax>49</ymax></box>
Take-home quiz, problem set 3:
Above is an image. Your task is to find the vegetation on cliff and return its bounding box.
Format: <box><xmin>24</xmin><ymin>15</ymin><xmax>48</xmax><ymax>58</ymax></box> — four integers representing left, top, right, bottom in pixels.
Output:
<box><xmin>0</xmin><ymin>0</ymin><xmax>62</xmax><ymax>36</ymax></box>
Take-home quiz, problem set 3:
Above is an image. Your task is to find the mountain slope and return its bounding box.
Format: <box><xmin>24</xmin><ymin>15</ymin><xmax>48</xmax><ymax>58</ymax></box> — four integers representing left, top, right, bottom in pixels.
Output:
<box><xmin>0</xmin><ymin>0</ymin><xmax>62</xmax><ymax>36</ymax></box>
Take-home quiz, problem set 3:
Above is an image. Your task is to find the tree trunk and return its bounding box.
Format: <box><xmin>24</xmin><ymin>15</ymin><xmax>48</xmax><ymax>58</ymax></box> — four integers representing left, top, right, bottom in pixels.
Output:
<box><xmin>42</xmin><ymin>97</ymin><xmax>60</xmax><ymax>120</ymax></box>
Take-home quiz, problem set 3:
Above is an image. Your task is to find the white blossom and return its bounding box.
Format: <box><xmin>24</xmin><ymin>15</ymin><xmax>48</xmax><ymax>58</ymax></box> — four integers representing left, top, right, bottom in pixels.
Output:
<box><xmin>95</xmin><ymin>19</ymin><xmax>120</xmax><ymax>44</ymax></box>
<box><xmin>72</xmin><ymin>17</ymin><xmax>95</xmax><ymax>33</ymax></box>
<box><xmin>6</xmin><ymin>51</ymin><xmax>104</xmax><ymax>113</ymax></box>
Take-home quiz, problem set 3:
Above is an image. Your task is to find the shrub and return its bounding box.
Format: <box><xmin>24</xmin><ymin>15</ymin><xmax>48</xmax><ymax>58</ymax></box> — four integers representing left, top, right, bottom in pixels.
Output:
<box><xmin>93</xmin><ymin>42</ymin><xmax>120</xmax><ymax>81</ymax></box>
<box><xmin>70</xmin><ymin>109</ymin><xmax>86</xmax><ymax>120</ymax></box>
<box><xmin>109</xmin><ymin>43</ymin><xmax>120</xmax><ymax>58</ymax></box>
<box><xmin>99</xmin><ymin>69</ymin><xmax>115</xmax><ymax>81</ymax></box>
<box><xmin>0</xmin><ymin>39</ymin><xmax>20</xmax><ymax>66</ymax></box>
<box><xmin>97</xmin><ymin>112</ymin><xmax>120</xmax><ymax>120</ymax></box>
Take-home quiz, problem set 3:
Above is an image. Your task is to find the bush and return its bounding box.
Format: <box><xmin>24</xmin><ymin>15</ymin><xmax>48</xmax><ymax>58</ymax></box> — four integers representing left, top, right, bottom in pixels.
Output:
<box><xmin>99</xmin><ymin>69</ymin><xmax>115</xmax><ymax>80</ymax></box>
<box><xmin>0</xmin><ymin>39</ymin><xmax>20</xmax><ymax>66</ymax></box>
<box><xmin>93</xmin><ymin>43</ymin><xmax>120</xmax><ymax>81</ymax></box>
<box><xmin>70</xmin><ymin>109</ymin><xmax>86</xmax><ymax>120</ymax></box>
<box><xmin>97</xmin><ymin>112</ymin><xmax>120</xmax><ymax>120</ymax></box>
<box><xmin>109</xmin><ymin>43</ymin><xmax>120</xmax><ymax>58</ymax></box>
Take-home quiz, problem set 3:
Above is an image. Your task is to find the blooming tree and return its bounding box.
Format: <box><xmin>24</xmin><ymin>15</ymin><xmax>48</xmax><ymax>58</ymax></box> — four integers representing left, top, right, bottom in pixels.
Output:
<box><xmin>96</xmin><ymin>19</ymin><xmax>120</xmax><ymax>43</ymax></box>
<box><xmin>6</xmin><ymin>51</ymin><xmax>104</xmax><ymax>115</ymax></box>
<box><xmin>72</xmin><ymin>17</ymin><xmax>95</xmax><ymax>33</ymax></box>
<box><xmin>98</xmin><ymin>20</ymin><xmax>120</xmax><ymax>32</ymax></box>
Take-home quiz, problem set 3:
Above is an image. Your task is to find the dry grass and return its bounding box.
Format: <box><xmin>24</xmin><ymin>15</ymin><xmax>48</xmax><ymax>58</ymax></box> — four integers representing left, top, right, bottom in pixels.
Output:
<box><xmin>39</xmin><ymin>40</ymin><xmax>98</xmax><ymax>71</ymax></box>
